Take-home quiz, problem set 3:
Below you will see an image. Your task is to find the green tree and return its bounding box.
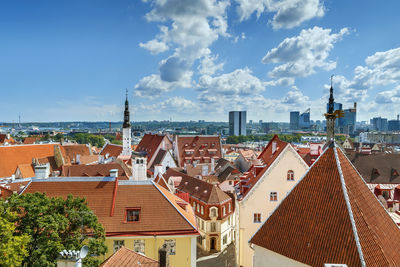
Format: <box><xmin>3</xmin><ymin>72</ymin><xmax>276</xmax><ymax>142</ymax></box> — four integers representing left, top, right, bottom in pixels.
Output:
<box><xmin>5</xmin><ymin>193</ymin><xmax>107</xmax><ymax>267</ymax></box>
<box><xmin>0</xmin><ymin>200</ymin><xmax>30</xmax><ymax>267</ymax></box>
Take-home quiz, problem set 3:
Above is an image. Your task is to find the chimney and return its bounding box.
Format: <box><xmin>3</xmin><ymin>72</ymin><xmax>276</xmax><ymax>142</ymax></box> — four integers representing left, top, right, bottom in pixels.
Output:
<box><xmin>154</xmin><ymin>164</ymin><xmax>164</xmax><ymax>178</ymax></box>
<box><xmin>76</xmin><ymin>154</ymin><xmax>81</xmax><ymax>165</ymax></box>
<box><xmin>159</xmin><ymin>244</ymin><xmax>169</xmax><ymax>267</ymax></box>
<box><xmin>109</xmin><ymin>169</ymin><xmax>118</xmax><ymax>178</ymax></box>
<box><xmin>34</xmin><ymin>164</ymin><xmax>50</xmax><ymax>179</ymax></box>
<box><xmin>272</xmin><ymin>141</ymin><xmax>277</xmax><ymax>154</ymax></box>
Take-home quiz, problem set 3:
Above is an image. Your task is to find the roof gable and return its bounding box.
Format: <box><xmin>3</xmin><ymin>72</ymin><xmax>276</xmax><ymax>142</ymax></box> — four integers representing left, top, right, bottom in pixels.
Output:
<box><xmin>250</xmin><ymin>144</ymin><xmax>400</xmax><ymax>266</ymax></box>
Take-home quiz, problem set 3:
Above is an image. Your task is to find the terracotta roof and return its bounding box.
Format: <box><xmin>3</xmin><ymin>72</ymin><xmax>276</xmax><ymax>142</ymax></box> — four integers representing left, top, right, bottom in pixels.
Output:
<box><xmin>0</xmin><ymin>185</ymin><xmax>13</xmax><ymax>199</ymax></box>
<box><xmin>62</xmin><ymin>144</ymin><xmax>91</xmax><ymax>163</ymax></box>
<box><xmin>23</xmin><ymin>178</ymin><xmax>198</xmax><ymax>236</ymax></box>
<box><xmin>175</xmin><ymin>135</ymin><xmax>222</xmax><ymax>167</ymax></box>
<box><xmin>239</xmin><ymin>135</ymin><xmax>289</xmax><ymax>198</ymax></box>
<box><xmin>0</xmin><ymin>134</ymin><xmax>15</xmax><ymax>144</ymax></box>
<box><xmin>23</xmin><ymin>136</ymin><xmax>40</xmax><ymax>144</ymax></box>
<box><xmin>135</xmin><ymin>134</ymin><xmax>170</xmax><ymax>162</ymax></box>
<box><xmin>61</xmin><ymin>163</ymin><xmax>130</xmax><ymax>180</ymax></box>
<box><xmin>16</xmin><ymin>163</ymin><xmax>35</xmax><ymax>178</ymax></box>
<box><xmin>78</xmin><ymin>155</ymin><xmax>100</xmax><ymax>165</ymax></box>
<box><xmin>0</xmin><ymin>144</ymin><xmax>60</xmax><ymax>178</ymax></box>
<box><xmin>100</xmin><ymin>144</ymin><xmax>123</xmax><ymax>158</ymax></box>
<box><xmin>250</xmin><ymin>144</ymin><xmax>400</xmax><ymax>266</ymax></box>
<box><xmin>163</xmin><ymin>168</ymin><xmax>231</xmax><ymax>205</ymax></box>
<box><xmin>100</xmin><ymin>246</ymin><xmax>158</xmax><ymax>267</ymax></box>
<box><xmin>347</xmin><ymin>152</ymin><xmax>400</xmax><ymax>184</ymax></box>
<box><xmin>154</xmin><ymin>174</ymin><xmax>171</xmax><ymax>191</ymax></box>
<box><xmin>150</xmin><ymin>149</ymin><xmax>167</xmax><ymax>169</ymax></box>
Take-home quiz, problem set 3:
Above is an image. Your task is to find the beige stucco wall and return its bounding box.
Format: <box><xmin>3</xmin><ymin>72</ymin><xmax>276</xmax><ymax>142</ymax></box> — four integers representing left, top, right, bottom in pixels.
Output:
<box><xmin>253</xmin><ymin>245</ymin><xmax>310</xmax><ymax>267</ymax></box>
<box><xmin>238</xmin><ymin>145</ymin><xmax>309</xmax><ymax>267</ymax></box>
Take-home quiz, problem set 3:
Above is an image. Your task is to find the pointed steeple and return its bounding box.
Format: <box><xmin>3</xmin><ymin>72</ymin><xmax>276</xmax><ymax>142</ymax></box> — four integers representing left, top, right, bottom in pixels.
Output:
<box><xmin>123</xmin><ymin>89</ymin><xmax>130</xmax><ymax>128</ymax></box>
<box><xmin>325</xmin><ymin>75</ymin><xmax>336</xmax><ymax>141</ymax></box>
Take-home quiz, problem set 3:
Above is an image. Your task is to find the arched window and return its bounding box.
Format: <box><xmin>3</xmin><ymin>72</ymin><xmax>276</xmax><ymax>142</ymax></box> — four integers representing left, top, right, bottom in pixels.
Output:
<box><xmin>210</xmin><ymin>207</ymin><xmax>218</xmax><ymax>217</ymax></box>
<box><xmin>287</xmin><ymin>170</ymin><xmax>294</xmax><ymax>181</ymax></box>
<box><xmin>201</xmin><ymin>206</ymin><xmax>204</xmax><ymax>215</ymax></box>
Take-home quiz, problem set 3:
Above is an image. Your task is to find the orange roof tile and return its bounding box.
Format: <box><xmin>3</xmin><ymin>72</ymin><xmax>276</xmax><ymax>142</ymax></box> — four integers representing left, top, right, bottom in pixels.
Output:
<box><xmin>135</xmin><ymin>134</ymin><xmax>172</xmax><ymax>162</ymax></box>
<box><xmin>23</xmin><ymin>136</ymin><xmax>40</xmax><ymax>144</ymax></box>
<box><xmin>61</xmin><ymin>163</ymin><xmax>130</xmax><ymax>180</ymax></box>
<box><xmin>100</xmin><ymin>246</ymin><xmax>158</xmax><ymax>267</ymax></box>
<box><xmin>23</xmin><ymin>178</ymin><xmax>198</xmax><ymax>236</ymax></box>
<box><xmin>239</xmin><ymin>135</ymin><xmax>289</xmax><ymax>198</ymax></box>
<box><xmin>100</xmin><ymin>144</ymin><xmax>123</xmax><ymax>158</ymax></box>
<box><xmin>62</xmin><ymin>144</ymin><xmax>91</xmax><ymax>163</ymax></box>
<box><xmin>16</xmin><ymin>163</ymin><xmax>35</xmax><ymax>178</ymax></box>
<box><xmin>0</xmin><ymin>185</ymin><xmax>13</xmax><ymax>199</ymax></box>
<box><xmin>250</xmin><ymin>143</ymin><xmax>400</xmax><ymax>266</ymax></box>
<box><xmin>0</xmin><ymin>144</ymin><xmax>59</xmax><ymax>178</ymax></box>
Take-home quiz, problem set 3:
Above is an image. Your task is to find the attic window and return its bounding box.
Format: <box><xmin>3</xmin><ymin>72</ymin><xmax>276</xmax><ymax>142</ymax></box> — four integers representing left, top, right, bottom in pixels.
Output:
<box><xmin>184</xmin><ymin>143</ymin><xmax>188</xmax><ymax>147</ymax></box>
<box><xmin>192</xmin><ymin>143</ymin><xmax>196</xmax><ymax>147</ymax></box>
<box><xmin>372</xmin><ymin>168</ymin><xmax>380</xmax><ymax>176</ymax></box>
<box><xmin>211</xmin><ymin>143</ymin><xmax>215</xmax><ymax>147</ymax></box>
<box><xmin>185</xmin><ymin>181</ymin><xmax>188</xmax><ymax>185</ymax></box>
<box><xmin>126</xmin><ymin>208</ymin><xmax>140</xmax><ymax>222</ymax></box>
<box><xmin>195</xmin><ymin>186</ymin><xmax>199</xmax><ymax>190</ymax></box>
<box><xmin>392</xmin><ymin>168</ymin><xmax>399</xmax><ymax>177</ymax></box>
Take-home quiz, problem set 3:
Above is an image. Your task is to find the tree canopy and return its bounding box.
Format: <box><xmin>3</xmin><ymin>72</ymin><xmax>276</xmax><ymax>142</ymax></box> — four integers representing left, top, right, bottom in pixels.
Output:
<box><xmin>5</xmin><ymin>193</ymin><xmax>107</xmax><ymax>267</ymax></box>
<box><xmin>0</xmin><ymin>200</ymin><xmax>30</xmax><ymax>266</ymax></box>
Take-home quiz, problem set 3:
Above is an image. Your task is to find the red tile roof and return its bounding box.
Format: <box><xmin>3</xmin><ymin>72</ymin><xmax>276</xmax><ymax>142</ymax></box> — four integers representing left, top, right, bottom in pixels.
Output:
<box><xmin>163</xmin><ymin>168</ymin><xmax>231</xmax><ymax>205</ymax></box>
<box><xmin>0</xmin><ymin>144</ymin><xmax>59</xmax><ymax>178</ymax></box>
<box><xmin>62</xmin><ymin>144</ymin><xmax>91</xmax><ymax>163</ymax></box>
<box><xmin>23</xmin><ymin>178</ymin><xmax>198</xmax><ymax>236</ymax></box>
<box><xmin>175</xmin><ymin>135</ymin><xmax>222</xmax><ymax>167</ymax></box>
<box><xmin>135</xmin><ymin>134</ymin><xmax>171</xmax><ymax>162</ymax></box>
<box><xmin>100</xmin><ymin>144</ymin><xmax>123</xmax><ymax>158</ymax></box>
<box><xmin>23</xmin><ymin>136</ymin><xmax>40</xmax><ymax>144</ymax></box>
<box><xmin>250</xmin><ymin>144</ymin><xmax>400</xmax><ymax>266</ymax></box>
<box><xmin>0</xmin><ymin>185</ymin><xmax>13</xmax><ymax>199</ymax></box>
<box><xmin>100</xmin><ymin>246</ymin><xmax>159</xmax><ymax>267</ymax></box>
<box><xmin>61</xmin><ymin>163</ymin><xmax>130</xmax><ymax>180</ymax></box>
<box><xmin>239</xmin><ymin>135</ymin><xmax>289</xmax><ymax>198</ymax></box>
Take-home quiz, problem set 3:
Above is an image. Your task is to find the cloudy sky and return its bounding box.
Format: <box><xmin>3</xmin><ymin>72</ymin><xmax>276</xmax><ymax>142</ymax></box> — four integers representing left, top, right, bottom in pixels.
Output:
<box><xmin>1</xmin><ymin>0</ymin><xmax>400</xmax><ymax>122</ymax></box>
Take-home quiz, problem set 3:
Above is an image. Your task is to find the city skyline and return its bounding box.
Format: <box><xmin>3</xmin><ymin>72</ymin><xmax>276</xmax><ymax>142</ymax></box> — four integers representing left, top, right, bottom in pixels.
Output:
<box><xmin>2</xmin><ymin>1</ymin><xmax>400</xmax><ymax>122</ymax></box>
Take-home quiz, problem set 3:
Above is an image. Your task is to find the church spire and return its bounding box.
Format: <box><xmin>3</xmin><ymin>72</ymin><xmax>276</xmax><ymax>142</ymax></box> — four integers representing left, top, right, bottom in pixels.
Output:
<box><xmin>123</xmin><ymin>88</ymin><xmax>130</xmax><ymax>128</ymax></box>
<box><xmin>325</xmin><ymin>75</ymin><xmax>336</xmax><ymax>142</ymax></box>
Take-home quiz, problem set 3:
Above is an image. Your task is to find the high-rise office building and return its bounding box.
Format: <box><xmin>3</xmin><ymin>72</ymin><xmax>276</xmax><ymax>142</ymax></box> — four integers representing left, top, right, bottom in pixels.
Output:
<box><xmin>290</xmin><ymin>111</ymin><xmax>300</xmax><ymax>130</ymax></box>
<box><xmin>299</xmin><ymin>108</ymin><xmax>310</xmax><ymax>129</ymax></box>
<box><xmin>229</xmin><ymin>111</ymin><xmax>247</xmax><ymax>136</ymax></box>
<box><xmin>388</xmin><ymin>115</ymin><xmax>400</xmax><ymax>131</ymax></box>
<box><xmin>371</xmin><ymin>117</ymin><xmax>388</xmax><ymax>132</ymax></box>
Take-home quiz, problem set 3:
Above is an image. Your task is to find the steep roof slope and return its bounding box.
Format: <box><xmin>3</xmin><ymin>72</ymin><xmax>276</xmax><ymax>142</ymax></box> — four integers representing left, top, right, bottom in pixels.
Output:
<box><xmin>100</xmin><ymin>144</ymin><xmax>123</xmax><ymax>158</ymax></box>
<box><xmin>348</xmin><ymin>152</ymin><xmax>400</xmax><ymax>183</ymax></box>
<box><xmin>135</xmin><ymin>133</ymin><xmax>167</xmax><ymax>161</ymax></box>
<box><xmin>250</xmin><ymin>144</ymin><xmax>400</xmax><ymax>266</ymax></box>
<box><xmin>100</xmin><ymin>246</ymin><xmax>158</xmax><ymax>267</ymax></box>
<box><xmin>0</xmin><ymin>144</ymin><xmax>58</xmax><ymax>177</ymax></box>
<box><xmin>239</xmin><ymin>135</ymin><xmax>289</xmax><ymax>198</ymax></box>
<box><xmin>61</xmin><ymin>163</ymin><xmax>130</xmax><ymax>179</ymax></box>
<box><xmin>163</xmin><ymin>168</ymin><xmax>231</xmax><ymax>204</ymax></box>
<box><xmin>23</xmin><ymin>178</ymin><xmax>197</xmax><ymax>236</ymax></box>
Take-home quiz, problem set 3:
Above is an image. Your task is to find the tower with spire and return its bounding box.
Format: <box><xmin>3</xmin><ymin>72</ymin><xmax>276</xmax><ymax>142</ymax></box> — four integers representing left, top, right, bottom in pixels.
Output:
<box><xmin>120</xmin><ymin>89</ymin><xmax>132</xmax><ymax>158</ymax></box>
<box><xmin>325</xmin><ymin>75</ymin><xmax>336</xmax><ymax>142</ymax></box>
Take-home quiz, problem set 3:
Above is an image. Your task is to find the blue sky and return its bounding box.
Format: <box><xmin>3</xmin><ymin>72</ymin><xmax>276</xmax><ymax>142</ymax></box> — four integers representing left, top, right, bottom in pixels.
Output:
<box><xmin>1</xmin><ymin>0</ymin><xmax>400</xmax><ymax>122</ymax></box>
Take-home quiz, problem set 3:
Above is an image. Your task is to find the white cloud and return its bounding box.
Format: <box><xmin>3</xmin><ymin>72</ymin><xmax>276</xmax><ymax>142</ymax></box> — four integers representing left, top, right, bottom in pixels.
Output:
<box><xmin>375</xmin><ymin>86</ymin><xmax>400</xmax><ymax>104</ymax></box>
<box><xmin>198</xmin><ymin>50</ymin><xmax>224</xmax><ymax>75</ymax></box>
<box><xmin>139</xmin><ymin>39</ymin><xmax>169</xmax><ymax>54</ymax></box>
<box><xmin>235</xmin><ymin>0</ymin><xmax>324</xmax><ymax>29</ymax></box>
<box><xmin>262</xmin><ymin>27</ymin><xmax>349</xmax><ymax>78</ymax></box>
<box><xmin>198</xmin><ymin>67</ymin><xmax>267</xmax><ymax>96</ymax></box>
<box><xmin>134</xmin><ymin>72</ymin><xmax>193</xmax><ymax>99</ymax></box>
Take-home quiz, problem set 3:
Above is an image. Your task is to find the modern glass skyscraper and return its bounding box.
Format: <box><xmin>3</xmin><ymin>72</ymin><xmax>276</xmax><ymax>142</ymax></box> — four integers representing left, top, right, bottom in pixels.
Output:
<box><xmin>290</xmin><ymin>111</ymin><xmax>300</xmax><ymax>130</ymax></box>
<box><xmin>229</xmin><ymin>111</ymin><xmax>247</xmax><ymax>136</ymax></box>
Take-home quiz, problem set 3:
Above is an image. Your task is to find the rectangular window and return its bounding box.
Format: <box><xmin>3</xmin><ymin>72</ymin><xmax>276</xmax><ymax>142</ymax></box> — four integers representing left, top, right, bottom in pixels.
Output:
<box><xmin>126</xmin><ymin>209</ymin><xmax>140</xmax><ymax>222</ymax></box>
<box><xmin>228</xmin><ymin>203</ymin><xmax>231</xmax><ymax>212</ymax></box>
<box><xmin>211</xmin><ymin>222</ymin><xmax>216</xmax><ymax>232</ymax></box>
<box><xmin>253</xmin><ymin>213</ymin><xmax>261</xmax><ymax>223</ymax></box>
<box><xmin>201</xmin><ymin>220</ymin><xmax>205</xmax><ymax>230</ymax></box>
<box><xmin>223</xmin><ymin>234</ymin><xmax>227</xmax><ymax>245</ymax></box>
<box><xmin>113</xmin><ymin>240</ymin><xmax>125</xmax><ymax>252</ymax></box>
<box><xmin>134</xmin><ymin>240</ymin><xmax>145</xmax><ymax>254</ymax></box>
<box><xmin>164</xmin><ymin>239</ymin><xmax>176</xmax><ymax>255</ymax></box>
<box><xmin>270</xmin><ymin>192</ymin><xmax>278</xmax><ymax>201</ymax></box>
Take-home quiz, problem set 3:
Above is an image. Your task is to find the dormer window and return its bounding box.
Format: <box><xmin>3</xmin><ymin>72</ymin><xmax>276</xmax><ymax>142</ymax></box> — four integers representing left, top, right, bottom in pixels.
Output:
<box><xmin>126</xmin><ymin>208</ymin><xmax>140</xmax><ymax>222</ymax></box>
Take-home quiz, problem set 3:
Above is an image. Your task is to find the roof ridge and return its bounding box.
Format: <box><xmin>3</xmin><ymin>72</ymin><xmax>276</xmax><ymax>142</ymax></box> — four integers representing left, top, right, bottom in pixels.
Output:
<box><xmin>152</xmin><ymin>181</ymin><xmax>197</xmax><ymax>231</ymax></box>
<box><xmin>248</xmin><ymin>144</ymin><xmax>331</xmax><ymax>243</ymax></box>
<box><xmin>333</xmin><ymin>146</ymin><xmax>366</xmax><ymax>267</ymax></box>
